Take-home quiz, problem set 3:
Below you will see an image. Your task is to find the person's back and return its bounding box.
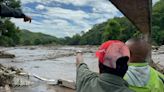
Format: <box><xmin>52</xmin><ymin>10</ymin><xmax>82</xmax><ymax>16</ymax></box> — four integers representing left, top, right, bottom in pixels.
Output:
<box><xmin>77</xmin><ymin>64</ymin><xmax>132</xmax><ymax>92</ymax></box>
<box><xmin>125</xmin><ymin>38</ymin><xmax>164</xmax><ymax>92</ymax></box>
<box><xmin>125</xmin><ymin>63</ymin><xmax>164</xmax><ymax>92</ymax></box>
<box><xmin>76</xmin><ymin>40</ymin><xmax>133</xmax><ymax>92</ymax></box>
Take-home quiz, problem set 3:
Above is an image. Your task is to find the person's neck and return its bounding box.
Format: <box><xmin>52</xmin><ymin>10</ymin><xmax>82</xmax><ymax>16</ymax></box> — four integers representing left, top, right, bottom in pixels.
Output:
<box><xmin>130</xmin><ymin>59</ymin><xmax>146</xmax><ymax>63</ymax></box>
<box><xmin>99</xmin><ymin>67</ymin><xmax>125</xmax><ymax>78</ymax></box>
<box><xmin>99</xmin><ymin>62</ymin><xmax>126</xmax><ymax>78</ymax></box>
<box><xmin>130</xmin><ymin>61</ymin><xmax>146</xmax><ymax>63</ymax></box>
<box><xmin>100</xmin><ymin>72</ymin><xmax>124</xmax><ymax>78</ymax></box>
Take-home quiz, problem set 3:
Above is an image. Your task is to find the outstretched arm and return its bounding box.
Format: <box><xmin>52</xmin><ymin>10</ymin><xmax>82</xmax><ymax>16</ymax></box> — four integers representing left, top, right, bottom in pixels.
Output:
<box><xmin>0</xmin><ymin>4</ymin><xmax>32</xmax><ymax>23</ymax></box>
<box><xmin>76</xmin><ymin>51</ymin><xmax>98</xmax><ymax>91</ymax></box>
<box><xmin>76</xmin><ymin>50</ymin><xmax>84</xmax><ymax>67</ymax></box>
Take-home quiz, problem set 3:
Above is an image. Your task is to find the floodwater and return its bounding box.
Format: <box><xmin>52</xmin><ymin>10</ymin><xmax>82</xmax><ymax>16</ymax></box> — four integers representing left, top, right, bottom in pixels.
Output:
<box><xmin>0</xmin><ymin>46</ymin><xmax>98</xmax><ymax>92</ymax></box>
<box><xmin>0</xmin><ymin>45</ymin><xmax>163</xmax><ymax>92</ymax></box>
<box><xmin>152</xmin><ymin>46</ymin><xmax>164</xmax><ymax>65</ymax></box>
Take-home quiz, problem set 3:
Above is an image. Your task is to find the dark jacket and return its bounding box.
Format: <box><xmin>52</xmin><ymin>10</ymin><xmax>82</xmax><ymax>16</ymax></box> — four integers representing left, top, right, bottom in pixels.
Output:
<box><xmin>0</xmin><ymin>4</ymin><xmax>25</xmax><ymax>18</ymax></box>
<box><xmin>76</xmin><ymin>63</ymin><xmax>133</xmax><ymax>92</ymax></box>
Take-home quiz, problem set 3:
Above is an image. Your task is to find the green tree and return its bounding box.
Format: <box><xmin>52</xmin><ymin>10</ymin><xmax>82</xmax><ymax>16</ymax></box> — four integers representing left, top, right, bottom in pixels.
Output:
<box><xmin>34</xmin><ymin>39</ymin><xmax>42</xmax><ymax>45</ymax></box>
<box><xmin>0</xmin><ymin>0</ymin><xmax>21</xmax><ymax>46</ymax></box>
<box><xmin>23</xmin><ymin>40</ymin><xmax>31</xmax><ymax>45</ymax></box>
<box><xmin>103</xmin><ymin>19</ymin><xmax>122</xmax><ymax>42</ymax></box>
<box><xmin>69</xmin><ymin>34</ymin><xmax>81</xmax><ymax>45</ymax></box>
<box><xmin>152</xmin><ymin>0</ymin><xmax>164</xmax><ymax>45</ymax></box>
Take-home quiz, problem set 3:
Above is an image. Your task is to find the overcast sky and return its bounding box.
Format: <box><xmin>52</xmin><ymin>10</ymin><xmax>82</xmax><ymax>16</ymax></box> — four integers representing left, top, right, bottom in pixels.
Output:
<box><xmin>11</xmin><ymin>0</ymin><xmax>159</xmax><ymax>38</ymax></box>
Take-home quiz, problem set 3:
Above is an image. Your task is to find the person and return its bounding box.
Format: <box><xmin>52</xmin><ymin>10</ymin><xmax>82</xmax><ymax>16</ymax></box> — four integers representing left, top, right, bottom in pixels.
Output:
<box><xmin>0</xmin><ymin>4</ymin><xmax>32</xmax><ymax>23</ymax></box>
<box><xmin>76</xmin><ymin>40</ymin><xmax>133</xmax><ymax>92</ymax></box>
<box><xmin>124</xmin><ymin>38</ymin><xmax>164</xmax><ymax>92</ymax></box>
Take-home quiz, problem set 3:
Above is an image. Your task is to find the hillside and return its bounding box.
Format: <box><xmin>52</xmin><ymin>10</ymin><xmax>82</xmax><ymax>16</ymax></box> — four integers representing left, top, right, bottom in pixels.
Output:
<box><xmin>18</xmin><ymin>30</ymin><xmax>60</xmax><ymax>45</ymax></box>
<box><xmin>63</xmin><ymin>0</ymin><xmax>164</xmax><ymax>46</ymax></box>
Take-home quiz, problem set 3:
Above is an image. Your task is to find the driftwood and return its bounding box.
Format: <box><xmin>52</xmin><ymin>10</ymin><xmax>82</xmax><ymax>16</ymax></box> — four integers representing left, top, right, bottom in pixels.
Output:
<box><xmin>5</xmin><ymin>85</ymin><xmax>11</xmax><ymax>92</ymax></box>
<box><xmin>0</xmin><ymin>51</ymin><xmax>15</xmax><ymax>58</ymax></box>
<box><xmin>19</xmin><ymin>73</ymin><xmax>76</xmax><ymax>89</ymax></box>
<box><xmin>0</xmin><ymin>85</ymin><xmax>11</xmax><ymax>92</ymax></box>
<box><xmin>152</xmin><ymin>46</ymin><xmax>160</xmax><ymax>51</ymax></box>
<box><xmin>151</xmin><ymin>61</ymin><xmax>164</xmax><ymax>74</ymax></box>
<box><xmin>0</xmin><ymin>64</ymin><xmax>15</xmax><ymax>87</ymax></box>
<box><xmin>0</xmin><ymin>64</ymin><xmax>30</xmax><ymax>87</ymax></box>
<box><xmin>57</xmin><ymin>79</ymin><xmax>76</xmax><ymax>89</ymax></box>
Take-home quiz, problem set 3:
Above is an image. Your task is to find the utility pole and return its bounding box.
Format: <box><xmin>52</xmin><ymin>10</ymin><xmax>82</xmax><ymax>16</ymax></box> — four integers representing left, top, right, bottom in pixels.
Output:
<box><xmin>108</xmin><ymin>0</ymin><xmax>153</xmax><ymax>64</ymax></box>
<box><xmin>146</xmin><ymin>0</ymin><xmax>153</xmax><ymax>64</ymax></box>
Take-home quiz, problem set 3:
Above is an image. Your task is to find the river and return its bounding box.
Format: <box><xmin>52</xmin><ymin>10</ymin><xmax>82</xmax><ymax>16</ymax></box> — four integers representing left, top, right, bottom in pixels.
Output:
<box><xmin>0</xmin><ymin>46</ymin><xmax>98</xmax><ymax>92</ymax></box>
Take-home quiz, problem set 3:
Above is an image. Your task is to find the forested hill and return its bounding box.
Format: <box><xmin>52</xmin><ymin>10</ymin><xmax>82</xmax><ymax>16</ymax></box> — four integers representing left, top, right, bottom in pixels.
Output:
<box><xmin>61</xmin><ymin>0</ymin><xmax>164</xmax><ymax>46</ymax></box>
<box><xmin>0</xmin><ymin>28</ymin><xmax>60</xmax><ymax>46</ymax></box>
<box><xmin>18</xmin><ymin>30</ymin><xmax>60</xmax><ymax>45</ymax></box>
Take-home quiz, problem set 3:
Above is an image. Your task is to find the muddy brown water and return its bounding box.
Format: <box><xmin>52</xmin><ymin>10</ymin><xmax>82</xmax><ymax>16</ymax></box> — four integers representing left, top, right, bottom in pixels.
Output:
<box><xmin>0</xmin><ymin>46</ymin><xmax>98</xmax><ymax>92</ymax></box>
<box><xmin>0</xmin><ymin>46</ymin><xmax>163</xmax><ymax>92</ymax></box>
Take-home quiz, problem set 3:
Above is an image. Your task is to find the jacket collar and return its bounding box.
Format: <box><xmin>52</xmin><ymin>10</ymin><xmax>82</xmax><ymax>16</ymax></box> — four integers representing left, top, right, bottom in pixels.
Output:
<box><xmin>128</xmin><ymin>62</ymin><xmax>148</xmax><ymax>67</ymax></box>
<box><xmin>99</xmin><ymin>73</ymin><xmax>128</xmax><ymax>87</ymax></box>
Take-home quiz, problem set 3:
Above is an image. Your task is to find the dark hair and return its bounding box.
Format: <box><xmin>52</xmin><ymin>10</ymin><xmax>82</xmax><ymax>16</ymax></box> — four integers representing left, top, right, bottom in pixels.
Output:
<box><xmin>99</xmin><ymin>56</ymin><xmax>129</xmax><ymax>78</ymax></box>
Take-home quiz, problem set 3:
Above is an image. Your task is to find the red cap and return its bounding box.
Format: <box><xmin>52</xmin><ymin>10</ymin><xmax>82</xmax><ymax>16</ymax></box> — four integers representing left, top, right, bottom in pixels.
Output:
<box><xmin>96</xmin><ymin>40</ymin><xmax>130</xmax><ymax>69</ymax></box>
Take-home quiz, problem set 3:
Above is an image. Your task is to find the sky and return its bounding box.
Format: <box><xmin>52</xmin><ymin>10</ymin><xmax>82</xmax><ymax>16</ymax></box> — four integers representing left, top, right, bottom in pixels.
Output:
<box><xmin>11</xmin><ymin>0</ymin><xmax>159</xmax><ymax>38</ymax></box>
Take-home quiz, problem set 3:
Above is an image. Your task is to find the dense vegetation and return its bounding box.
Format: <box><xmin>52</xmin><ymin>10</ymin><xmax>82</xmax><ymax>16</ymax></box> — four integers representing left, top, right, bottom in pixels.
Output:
<box><xmin>18</xmin><ymin>30</ymin><xmax>60</xmax><ymax>45</ymax></box>
<box><xmin>0</xmin><ymin>0</ymin><xmax>163</xmax><ymax>46</ymax></box>
<box><xmin>0</xmin><ymin>0</ymin><xmax>21</xmax><ymax>46</ymax></box>
<box><xmin>0</xmin><ymin>0</ymin><xmax>60</xmax><ymax>46</ymax></box>
<box><xmin>152</xmin><ymin>0</ymin><xmax>164</xmax><ymax>45</ymax></box>
<box><xmin>60</xmin><ymin>17</ymin><xmax>138</xmax><ymax>45</ymax></box>
<box><xmin>61</xmin><ymin>0</ymin><xmax>164</xmax><ymax>46</ymax></box>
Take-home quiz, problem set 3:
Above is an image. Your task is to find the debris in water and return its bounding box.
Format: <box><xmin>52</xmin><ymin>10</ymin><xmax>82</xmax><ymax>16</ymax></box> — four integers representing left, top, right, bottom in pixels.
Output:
<box><xmin>151</xmin><ymin>61</ymin><xmax>164</xmax><ymax>74</ymax></box>
<box><xmin>57</xmin><ymin>79</ymin><xmax>76</xmax><ymax>89</ymax></box>
<box><xmin>0</xmin><ymin>51</ymin><xmax>15</xmax><ymax>58</ymax></box>
<box><xmin>0</xmin><ymin>64</ymin><xmax>33</xmax><ymax>90</ymax></box>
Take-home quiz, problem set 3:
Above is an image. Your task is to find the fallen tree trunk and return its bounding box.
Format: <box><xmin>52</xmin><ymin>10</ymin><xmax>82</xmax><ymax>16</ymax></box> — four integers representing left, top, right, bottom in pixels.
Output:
<box><xmin>0</xmin><ymin>51</ymin><xmax>15</xmax><ymax>58</ymax></box>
